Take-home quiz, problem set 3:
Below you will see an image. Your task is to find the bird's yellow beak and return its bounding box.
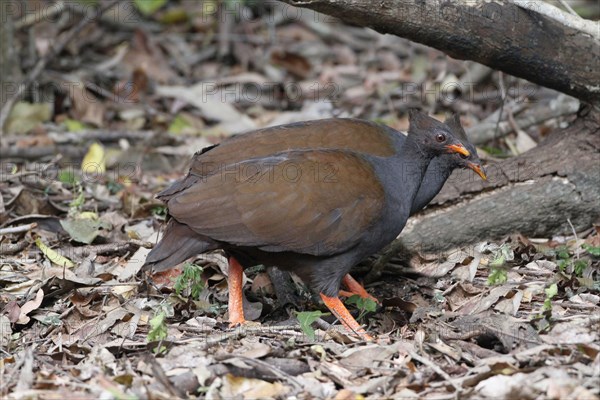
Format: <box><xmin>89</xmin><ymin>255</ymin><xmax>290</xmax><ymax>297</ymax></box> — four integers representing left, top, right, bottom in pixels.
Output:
<box><xmin>445</xmin><ymin>144</ymin><xmax>470</xmax><ymax>157</ymax></box>
<box><xmin>468</xmin><ymin>162</ymin><xmax>487</xmax><ymax>180</ymax></box>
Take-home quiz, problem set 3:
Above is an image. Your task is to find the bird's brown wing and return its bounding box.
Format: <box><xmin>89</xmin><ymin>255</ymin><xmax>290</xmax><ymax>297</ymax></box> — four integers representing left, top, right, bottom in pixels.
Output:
<box><xmin>157</xmin><ymin>119</ymin><xmax>396</xmax><ymax>202</ymax></box>
<box><xmin>166</xmin><ymin>150</ymin><xmax>385</xmax><ymax>256</ymax></box>
<box><xmin>157</xmin><ymin>119</ymin><xmax>395</xmax><ymax>202</ymax></box>
<box><xmin>189</xmin><ymin>119</ymin><xmax>396</xmax><ymax>174</ymax></box>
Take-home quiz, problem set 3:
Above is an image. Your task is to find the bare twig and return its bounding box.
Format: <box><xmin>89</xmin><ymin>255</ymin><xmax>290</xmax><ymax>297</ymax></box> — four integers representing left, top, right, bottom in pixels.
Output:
<box><xmin>557</xmin><ymin>0</ymin><xmax>579</xmax><ymax>16</ymax></box>
<box><xmin>0</xmin><ymin>223</ymin><xmax>37</xmax><ymax>235</ymax></box>
<box><xmin>0</xmin><ymin>145</ymin><xmax>84</xmax><ymax>160</ymax></box>
<box><xmin>0</xmin><ymin>241</ymin><xmax>29</xmax><ymax>255</ymax></box>
<box><xmin>493</xmin><ymin>72</ymin><xmax>507</xmax><ymax>140</ymax></box>
<box><xmin>43</xmin><ymin>70</ymin><xmax>131</xmax><ymax>104</ymax></box>
<box><xmin>46</xmin><ymin>129</ymin><xmax>156</xmax><ymax>144</ymax></box>
<box><xmin>62</xmin><ymin>240</ymin><xmax>151</xmax><ymax>259</ymax></box>
<box><xmin>145</xmin><ymin>354</ymin><xmax>186</xmax><ymax>399</ymax></box>
<box><xmin>177</xmin><ymin>323</ymin><xmax>309</xmax><ymax>337</ymax></box>
<box><xmin>516</xmin><ymin>1</ymin><xmax>593</xmax><ymax>35</ymax></box>
<box><xmin>176</xmin><ymin>330</ymin><xmax>246</xmax><ymax>350</ymax></box>
<box><xmin>404</xmin><ymin>347</ymin><xmax>462</xmax><ymax>393</ymax></box>
<box><xmin>567</xmin><ymin>218</ymin><xmax>580</xmax><ymax>260</ymax></box>
<box><xmin>0</xmin><ymin>0</ymin><xmax>119</xmax><ymax>135</ymax></box>
<box><xmin>506</xmin><ymin>108</ymin><xmax>522</xmax><ymax>134</ymax></box>
<box><xmin>467</xmin><ymin>95</ymin><xmax>579</xmax><ymax>144</ymax></box>
<box><xmin>505</xmin><ymin>109</ymin><xmax>521</xmax><ymax>155</ymax></box>
<box><xmin>230</xmin><ymin>356</ymin><xmax>304</xmax><ymax>391</ymax></box>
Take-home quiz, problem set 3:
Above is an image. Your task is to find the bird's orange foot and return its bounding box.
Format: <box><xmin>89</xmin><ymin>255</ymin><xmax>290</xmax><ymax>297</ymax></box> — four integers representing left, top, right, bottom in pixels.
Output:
<box><xmin>341</xmin><ymin>274</ymin><xmax>380</xmax><ymax>304</ymax></box>
<box><xmin>320</xmin><ymin>293</ymin><xmax>373</xmax><ymax>341</ymax></box>
<box><xmin>228</xmin><ymin>315</ymin><xmax>247</xmax><ymax>328</ymax></box>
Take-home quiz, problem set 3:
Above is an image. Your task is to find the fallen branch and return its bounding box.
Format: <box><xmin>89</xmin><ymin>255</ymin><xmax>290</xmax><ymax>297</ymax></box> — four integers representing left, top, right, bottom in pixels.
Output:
<box><xmin>0</xmin><ymin>241</ymin><xmax>28</xmax><ymax>256</ymax></box>
<box><xmin>0</xmin><ymin>223</ymin><xmax>37</xmax><ymax>235</ymax></box>
<box><xmin>47</xmin><ymin>129</ymin><xmax>157</xmax><ymax>144</ymax></box>
<box><xmin>62</xmin><ymin>240</ymin><xmax>151</xmax><ymax>259</ymax></box>
<box><xmin>282</xmin><ymin>0</ymin><xmax>600</xmax><ymax>104</ymax></box>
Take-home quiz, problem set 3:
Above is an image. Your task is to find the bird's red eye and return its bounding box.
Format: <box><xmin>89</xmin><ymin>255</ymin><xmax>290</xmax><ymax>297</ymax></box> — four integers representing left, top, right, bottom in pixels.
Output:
<box><xmin>436</xmin><ymin>134</ymin><xmax>446</xmax><ymax>142</ymax></box>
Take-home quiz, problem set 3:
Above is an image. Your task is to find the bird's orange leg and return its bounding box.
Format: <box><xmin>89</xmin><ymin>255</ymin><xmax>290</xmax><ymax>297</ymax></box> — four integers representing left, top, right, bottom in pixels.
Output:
<box><xmin>340</xmin><ymin>274</ymin><xmax>379</xmax><ymax>303</ymax></box>
<box><xmin>320</xmin><ymin>293</ymin><xmax>373</xmax><ymax>341</ymax></box>
<box><xmin>228</xmin><ymin>257</ymin><xmax>246</xmax><ymax>327</ymax></box>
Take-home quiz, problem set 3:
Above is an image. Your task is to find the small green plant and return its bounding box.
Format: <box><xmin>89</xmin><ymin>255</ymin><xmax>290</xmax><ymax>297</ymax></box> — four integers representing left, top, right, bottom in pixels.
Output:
<box><xmin>168</xmin><ymin>114</ymin><xmax>193</xmax><ymax>135</ymax></box>
<box><xmin>479</xmin><ymin>243</ymin><xmax>514</xmax><ymax>285</ymax></box>
<box><xmin>173</xmin><ymin>262</ymin><xmax>205</xmax><ymax>300</ymax></box>
<box><xmin>488</xmin><ymin>267</ymin><xmax>508</xmax><ymax>285</ymax></box>
<box><xmin>582</xmin><ymin>243</ymin><xmax>600</xmax><ymax>257</ymax></box>
<box><xmin>151</xmin><ymin>205</ymin><xmax>167</xmax><ymax>219</ymax></box>
<box><xmin>346</xmin><ymin>295</ymin><xmax>378</xmax><ymax>321</ymax></box>
<box><xmin>296</xmin><ymin>310</ymin><xmax>329</xmax><ymax>341</ymax></box>
<box><xmin>532</xmin><ymin>282</ymin><xmax>559</xmax><ymax>326</ymax></box>
<box><xmin>63</xmin><ymin>118</ymin><xmax>87</xmax><ymax>132</ymax></box>
<box><xmin>69</xmin><ymin>186</ymin><xmax>85</xmax><ymax>212</ymax></box>
<box><xmin>147</xmin><ymin>310</ymin><xmax>168</xmax><ymax>354</ymax></box>
<box><xmin>555</xmin><ymin>245</ymin><xmax>589</xmax><ymax>278</ymax></box>
<box><xmin>483</xmin><ymin>243</ymin><xmax>513</xmax><ymax>285</ymax></box>
<box><xmin>134</xmin><ymin>0</ymin><xmax>166</xmax><ymax>16</ymax></box>
<box><xmin>481</xmin><ymin>146</ymin><xmax>506</xmax><ymax>156</ymax></box>
<box><xmin>58</xmin><ymin>169</ymin><xmax>78</xmax><ymax>185</ymax></box>
<box><xmin>573</xmin><ymin>259</ymin><xmax>588</xmax><ymax>276</ymax></box>
<box><xmin>542</xmin><ymin>283</ymin><xmax>558</xmax><ymax>312</ymax></box>
<box><xmin>556</xmin><ymin>246</ymin><xmax>570</xmax><ymax>260</ymax></box>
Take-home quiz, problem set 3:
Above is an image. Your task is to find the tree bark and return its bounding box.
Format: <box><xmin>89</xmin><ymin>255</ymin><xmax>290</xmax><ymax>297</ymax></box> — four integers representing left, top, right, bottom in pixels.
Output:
<box><xmin>282</xmin><ymin>0</ymin><xmax>599</xmax><ymax>105</ymax></box>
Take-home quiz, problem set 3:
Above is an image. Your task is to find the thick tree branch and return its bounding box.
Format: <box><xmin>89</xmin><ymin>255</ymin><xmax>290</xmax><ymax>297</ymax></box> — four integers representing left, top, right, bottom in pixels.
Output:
<box><xmin>282</xmin><ymin>0</ymin><xmax>600</xmax><ymax>105</ymax></box>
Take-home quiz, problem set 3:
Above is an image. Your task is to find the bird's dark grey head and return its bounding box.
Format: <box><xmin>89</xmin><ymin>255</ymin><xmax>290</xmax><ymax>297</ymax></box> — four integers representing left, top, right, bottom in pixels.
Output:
<box><xmin>443</xmin><ymin>114</ymin><xmax>486</xmax><ymax>180</ymax></box>
<box><xmin>407</xmin><ymin>109</ymin><xmax>471</xmax><ymax>159</ymax></box>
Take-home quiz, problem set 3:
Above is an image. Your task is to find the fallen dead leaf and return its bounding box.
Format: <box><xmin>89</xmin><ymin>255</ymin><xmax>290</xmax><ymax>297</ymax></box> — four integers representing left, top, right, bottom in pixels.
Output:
<box><xmin>456</xmin><ymin>285</ymin><xmax>513</xmax><ymax>315</ymax></box>
<box><xmin>250</xmin><ymin>272</ymin><xmax>275</xmax><ymax>295</ymax></box>
<box><xmin>5</xmin><ymin>102</ymin><xmax>52</xmax><ymax>134</ymax></box>
<box><xmin>69</xmin><ymin>83</ymin><xmax>105</xmax><ymax>127</ymax></box>
<box><xmin>156</xmin><ymin>83</ymin><xmax>256</xmax><ymax>129</ymax></box>
<box><xmin>220</xmin><ymin>373</ymin><xmax>289</xmax><ymax>399</ymax></box>
<box><xmin>236</xmin><ymin>339</ymin><xmax>272</xmax><ymax>359</ymax></box>
<box><xmin>5</xmin><ymin>301</ymin><xmax>21</xmax><ymax>323</ymax></box>
<box><xmin>334</xmin><ymin>388</ymin><xmax>363</xmax><ymax>400</ymax></box>
<box><xmin>17</xmin><ymin>289</ymin><xmax>44</xmax><ymax>325</ymax></box>
<box><xmin>271</xmin><ymin>49</ymin><xmax>312</xmax><ymax>79</ymax></box>
<box><xmin>35</xmin><ymin>238</ymin><xmax>75</xmax><ymax>268</ymax></box>
<box><xmin>81</xmin><ymin>142</ymin><xmax>106</xmax><ymax>176</ymax></box>
<box><xmin>121</xmin><ymin>30</ymin><xmax>178</xmax><ymax>84</ymax></box>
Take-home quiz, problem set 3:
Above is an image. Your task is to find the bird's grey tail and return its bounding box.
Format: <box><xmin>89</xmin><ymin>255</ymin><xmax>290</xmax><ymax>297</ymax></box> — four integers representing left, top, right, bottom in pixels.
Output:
<box><xmin>143</xmin><ymin>219</ymin><xmax>214</xmax><ymax>272</ymax></box>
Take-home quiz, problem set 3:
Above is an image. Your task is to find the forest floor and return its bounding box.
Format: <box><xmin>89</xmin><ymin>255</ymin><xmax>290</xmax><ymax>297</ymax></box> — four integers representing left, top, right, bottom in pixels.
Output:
<box><xmin>1</xmin><ymin>1</ymin><xmax>599</xmax><ymax>399</ymax></box>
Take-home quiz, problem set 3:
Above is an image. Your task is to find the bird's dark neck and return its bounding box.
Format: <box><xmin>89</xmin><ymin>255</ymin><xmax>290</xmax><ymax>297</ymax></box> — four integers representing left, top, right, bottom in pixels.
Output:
<box><xmin>389</xmin><ymin>135</ymin><xmax>435</xmax><ymax>211</ymax></box>
<box><xmin>409</xmin><ymin>159</ymin><xmax>453</xmax><ymax>215</ymax></box>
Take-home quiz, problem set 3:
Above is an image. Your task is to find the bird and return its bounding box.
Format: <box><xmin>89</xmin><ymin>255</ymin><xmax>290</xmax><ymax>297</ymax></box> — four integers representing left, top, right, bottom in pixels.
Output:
<box><xmin>148</xmin><ymin>114</ymin><xmax>485</xmax><ymax>305</ymax></box>
<box><xmin>143</xmin><ymin>110</ymin><xmax>476</xmax><ymax>340</ymax></box>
